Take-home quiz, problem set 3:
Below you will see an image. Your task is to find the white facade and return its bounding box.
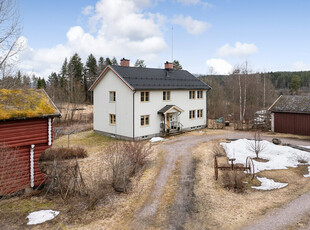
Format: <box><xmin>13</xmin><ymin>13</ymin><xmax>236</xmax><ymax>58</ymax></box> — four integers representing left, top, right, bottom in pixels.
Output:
<box><xmin>93</xmin><ymin>69</ymin><xmax>208</xmax><ymax>140</ymax></box>
<box><xmin>93</xmin><ymin>70</ymin><xmax>134</xmax><ymax>138</ymax></box>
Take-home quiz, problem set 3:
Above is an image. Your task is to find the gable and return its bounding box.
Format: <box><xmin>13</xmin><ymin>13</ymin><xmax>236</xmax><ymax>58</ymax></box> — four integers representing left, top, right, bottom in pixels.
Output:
<box><xmin>89</xmin><ymin>66</ymin><xmax>134</xmax><ymax>91</ymax></box>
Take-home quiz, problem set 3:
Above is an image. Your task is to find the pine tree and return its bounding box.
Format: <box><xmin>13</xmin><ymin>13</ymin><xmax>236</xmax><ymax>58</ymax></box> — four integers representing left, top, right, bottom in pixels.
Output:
<box><xmin>173</xmin><ymin>60</ymin><xmax>182</xmax><ymax>70</ymax></box>
<box><xmin>105</xmin><ymin>57</ymin><xmax>112</xmax><ymax>66</ymax></box>
<box><xmin>98</xmin><ymin>56</ymin><xmax>105</xmax><ymax>73</ymax></box>
<box><xmin>84</xmin><ymin>54</ymin><xmax>98</xmax><ymax>102</ymax></box>
<box><xmin>111</xmin><ymin>57</ymin><xmax>118</xmax><ymax>65</ymax></box>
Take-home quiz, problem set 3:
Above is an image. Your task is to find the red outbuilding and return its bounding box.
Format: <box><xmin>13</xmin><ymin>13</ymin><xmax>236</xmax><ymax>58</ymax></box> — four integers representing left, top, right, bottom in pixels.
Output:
<box><xmin>0</xmin><ymin>89</ymin><xmax>61</xmax><ymax>195</ymax></box>
<box><xmin>269</xmin><ymin>95</ymin><xmax>310</xmax><ymax>136</ymax></box>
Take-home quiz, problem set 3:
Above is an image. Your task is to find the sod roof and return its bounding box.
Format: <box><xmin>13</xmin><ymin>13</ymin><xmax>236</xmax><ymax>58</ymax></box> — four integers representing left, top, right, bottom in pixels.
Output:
<box><xmin>0</xmin><ymin>89</ymin><xmax>61</xmax><ymax>121</ymax></box>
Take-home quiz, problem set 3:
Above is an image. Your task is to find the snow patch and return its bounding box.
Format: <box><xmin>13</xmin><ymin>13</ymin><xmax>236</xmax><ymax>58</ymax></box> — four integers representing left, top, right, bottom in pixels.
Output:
<box><xmin>150</xmin><ymin>137</ymin><xmax>165</xmax><ymax>143</ymax></box>
<box><xmin>252</xmin><ymin>177</ymin><xmax>288</xmax><ymax>190</ymax></box>
<box><xmin>27</xmin><ymin>210</ymin><xmax>59</xmax><ymax>225</ymax></box>
<box><xmin>220</xmin><ymin>139</ymin><xmax>310</xmax><ymax>173</ymax></box>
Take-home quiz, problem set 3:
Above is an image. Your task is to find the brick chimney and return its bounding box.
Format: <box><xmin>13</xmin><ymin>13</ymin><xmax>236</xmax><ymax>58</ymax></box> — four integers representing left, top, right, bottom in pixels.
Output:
<box><xmin>120</xmin><ymin>58</ymin><xmax>130</xmax><ymax>67</ymax></box>
<box><xmin>165</xmin><ymin>61</ymin><xmax>173</xmax><ymax>70</ymax></box>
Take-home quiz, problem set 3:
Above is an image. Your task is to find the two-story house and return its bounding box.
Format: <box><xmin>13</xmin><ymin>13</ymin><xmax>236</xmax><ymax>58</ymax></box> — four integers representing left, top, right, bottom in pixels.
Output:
<box><xmin>89</xmin><ymin>59</ymin><xmax>211</xmax><ymax>140</ymax></box>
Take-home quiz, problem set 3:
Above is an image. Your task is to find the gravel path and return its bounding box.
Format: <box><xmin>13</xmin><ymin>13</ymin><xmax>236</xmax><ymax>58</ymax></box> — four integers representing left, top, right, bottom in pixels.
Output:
<box><xmin>242</xmin><ymin>191</ymin><xmax>310</xmax><ymax>230</ymax></box>
<box><xmin>134</xmin><ymin>130</ymin><xmax>310</xmax><ymax>229</ymax></box>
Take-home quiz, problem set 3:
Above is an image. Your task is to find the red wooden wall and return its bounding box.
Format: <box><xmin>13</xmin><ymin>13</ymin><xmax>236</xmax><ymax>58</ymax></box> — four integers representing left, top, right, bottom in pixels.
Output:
<box><xmin>0</xmin><ymin>118</ymin><xmax>53</xmax><ymax>195</ymax></box>
<box><xmin>274</xmin><ymin>112</ymin><xmax>310</xmax><ymax>136</ymax></box>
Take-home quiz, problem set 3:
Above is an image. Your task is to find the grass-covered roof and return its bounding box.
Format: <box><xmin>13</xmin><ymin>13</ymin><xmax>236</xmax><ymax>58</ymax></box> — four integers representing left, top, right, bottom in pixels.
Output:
<box><xmin>0</xmin><ymin>89</ymin><xmax>61</xmax><ymax>120</ymax></box>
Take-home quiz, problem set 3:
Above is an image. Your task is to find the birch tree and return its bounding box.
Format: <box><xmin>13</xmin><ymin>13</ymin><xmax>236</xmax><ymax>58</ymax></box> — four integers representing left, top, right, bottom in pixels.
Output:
<box><xmin>0</xmin><ymin>0</ymin><xmax>22</xmax><ymax>77</ymax></box>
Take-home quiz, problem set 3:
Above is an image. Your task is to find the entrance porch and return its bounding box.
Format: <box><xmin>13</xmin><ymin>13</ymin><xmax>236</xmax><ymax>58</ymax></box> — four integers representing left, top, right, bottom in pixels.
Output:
<box><xmin>158</xmin><ymin>105</ymin><xmax>184</xmax><ymax>135</ymax></box>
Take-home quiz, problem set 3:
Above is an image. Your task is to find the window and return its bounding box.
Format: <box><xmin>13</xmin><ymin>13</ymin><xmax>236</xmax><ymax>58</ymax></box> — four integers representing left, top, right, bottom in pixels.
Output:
<box><xmin>140</xmin><ymin>115</ymin><xmax>150</xmax><ymax>126</ymax></box>
<box><xmin>189</xmin><ymin>110</ymin><xmax>195</xmax><ymax>119</ymax></box>
<box><xmin>197</xmin><ymin>109</ymin><xmax>203</xmax><ymax>118</ymax></box>
<box><xmin>141</xmin><ymin>91</ymin><xmax>150</xmax><ymax>102</ymax></box>
<box><xmin>109</xmin><ymin>91</ymin><xmax>116</xmax><ymax>102</ymax></box>
<box><xmin>109</xmin><ymin>114</ymin><xmax>116</xmax><ymax>125</ymax></box>
<box><xmin>163</xmin><ymin>91</ymin><xmax>171</xmax><ymax>101</ymax></box>
<box><xmin>197</xmin><ymin>90</ymin><xmax>203</xmax><ymax>99</ymax></box>
<box><xmin>189</xmin><ymin>90</ymin><xmax>195</xmax><ymax>99</ymax></box>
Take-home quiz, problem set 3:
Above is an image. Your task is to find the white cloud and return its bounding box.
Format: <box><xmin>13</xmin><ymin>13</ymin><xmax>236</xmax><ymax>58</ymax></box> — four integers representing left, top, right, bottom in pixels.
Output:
<box><xmin>17</xmin><ymin>0</ymin><xmax>167</xmax><ymax>77</ymax></box>
<box><xmin>82</xmin><ymin>5</ymin><xmax>94</xmax><ymax>15</ymax></box>
<box><xmin>206</xmin><ymin>58</ymin><xmax>233</xmax><ymax>75</ymax></box>
<box><xmin>172</xmin><ymin>15</ymin><xmax>211</xmax><ymax>35</ymax></box>
<box><xmin>217</xmin><ymin>42</ymin><xmax>258</xmax><ymax>57</ymax></box>
<box><xmin>293</xmin><ymin>61</ymin><xmax>310</xmax><ymax>71</ymax></box>
<box><xmin>177</xmin><ymin>0</ymin><xmax>212</xmax><ymax>7</ymax></box>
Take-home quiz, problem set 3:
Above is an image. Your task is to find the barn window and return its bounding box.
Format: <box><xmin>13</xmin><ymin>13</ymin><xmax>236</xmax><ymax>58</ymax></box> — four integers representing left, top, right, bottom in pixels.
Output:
<box><xmin>109</xmin><ymin>91</ymin><xmax>116</xmax><ymax>102</ymax></box>
<box><xmin>109</xmin><ymin>114</ymin><xmax>116</xmax><ymax>125</ymax></box>
<box><xmin>189</xmin><ymin>110</ymin><xmax>195</xmax><ymax>119</ymax></box>
<box><xmin>189</xmin><ymin>90</ymin><xmax>195</xmax><ymax>99</ymax></box>
<box><xmin>163</xmin><ymin>91</ymin><xmax>171</xmax><ymax>101</ymax></box>
<box><xmin>141</xmin><ymin>91</ymin><xmax>150</xmax><ymax>102</ymax></box>
<box><xmin>141</xmin><ymin>115</ymin><xmax>150</xmax><ymax>126</ymax></box>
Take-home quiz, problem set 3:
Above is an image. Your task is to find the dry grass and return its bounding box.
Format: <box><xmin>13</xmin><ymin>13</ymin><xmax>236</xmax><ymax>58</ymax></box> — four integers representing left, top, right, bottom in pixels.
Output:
<box><xmin>265</xmin><ymin>132</ymin><xmax>310</xmax><ymax>141</ymax></box>
<box><xmin>53</xmin><ymin>130</ymin><xmax>113</xmax><ymax>153</ymax></box>
<box><xmin>0</xmin><ymin>130</ymin><xmax>165</xmax><ymax>229</ymax></box>
<box><xmin>185</xmin><ymin>139</ymin><xmax>310</xmax><ymax>230</ymax></box>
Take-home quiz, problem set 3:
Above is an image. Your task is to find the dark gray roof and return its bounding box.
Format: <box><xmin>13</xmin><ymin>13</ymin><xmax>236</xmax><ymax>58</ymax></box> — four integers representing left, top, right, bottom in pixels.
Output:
<box><xmin>111</xmin><ymin>65</ymin><xmax>211</xmax><ymax>90</ymax></box>
<box><xmin>269</xmin><ymin>95</ymin><xmax>310</xmax><ymax>114</ymax></box>
<box><xmin>158</xmin><ymin>105</ymin><xmax>183</xmax><ymax>114</ymax></box>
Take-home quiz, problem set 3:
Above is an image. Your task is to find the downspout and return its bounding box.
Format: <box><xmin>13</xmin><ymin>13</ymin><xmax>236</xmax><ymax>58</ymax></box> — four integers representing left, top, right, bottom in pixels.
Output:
<box><xmin>206</xmin><ymin>89</ymin><xmax>210</xmax><ymax>127</ymax></box>
<box><xmin>133</xmin><ymin>91</ymin><xmax>136</xmax><ymax>140</ymax></box>
<box><xmin>30</xmin><ymin>144</ymin><xmax>35</xmax><ymax>188</ymax></box>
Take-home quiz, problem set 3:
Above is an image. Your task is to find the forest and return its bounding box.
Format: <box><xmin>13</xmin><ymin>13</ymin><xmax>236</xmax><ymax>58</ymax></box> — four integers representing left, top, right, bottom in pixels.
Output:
<box><xmin>0</xmin><ymin>53</ymin><xmax>309</xmax><ymax>123</ymax></box>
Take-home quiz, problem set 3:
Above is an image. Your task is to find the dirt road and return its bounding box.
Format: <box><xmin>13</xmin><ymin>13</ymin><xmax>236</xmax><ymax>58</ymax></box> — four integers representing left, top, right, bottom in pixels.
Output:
<box><xmin>134</xmin><ymin>130</ymin><xmax>310</xmax><ymax>229</ymax></box>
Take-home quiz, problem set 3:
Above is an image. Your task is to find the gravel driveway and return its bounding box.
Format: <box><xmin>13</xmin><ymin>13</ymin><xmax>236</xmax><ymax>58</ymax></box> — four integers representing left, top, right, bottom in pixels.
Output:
<box><xmin>134</xmin><ymin>130</ymin><xmax>310</xmax><ymax>229</ymax></box>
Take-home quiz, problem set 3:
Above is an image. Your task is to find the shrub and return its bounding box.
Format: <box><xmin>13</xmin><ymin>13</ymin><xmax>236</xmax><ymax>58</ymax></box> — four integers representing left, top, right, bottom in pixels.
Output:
<box><xmin>40</xmin><ymin>147</ymin><xmax>88</xmax><ymax>161</ymax></box>
<box><xmin>221</xmin><ymin>170</ymin><xmax>246</xmax><ymax>193</ymax></box>
<box><xmin>104</xmin><ymin>141</ymin><xmax>152</xmax><ymax>192</ymax></box>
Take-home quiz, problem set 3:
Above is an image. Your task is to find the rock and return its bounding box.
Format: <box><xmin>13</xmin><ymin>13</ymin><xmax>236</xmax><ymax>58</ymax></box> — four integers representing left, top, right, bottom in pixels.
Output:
<box><xmin>272</xmin><ymin>138</ymin><xmax>281</xmax><ymax>145</ymax></box>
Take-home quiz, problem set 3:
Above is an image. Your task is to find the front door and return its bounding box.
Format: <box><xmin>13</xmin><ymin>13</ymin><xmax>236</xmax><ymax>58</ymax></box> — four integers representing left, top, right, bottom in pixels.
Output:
<box><xmin>168</xmin><ymin>113</ymin><xmax>177</xmax><ymax>129</ymax></box>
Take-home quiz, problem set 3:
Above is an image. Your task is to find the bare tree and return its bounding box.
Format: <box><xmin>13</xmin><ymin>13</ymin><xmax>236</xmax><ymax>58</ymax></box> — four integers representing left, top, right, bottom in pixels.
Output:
<box><xmin>248</xmin><ymin>130</ymin><xmax>266</xmax><ymax>159</ymax></box>
<box><xmin>0</xmin><ymin>0</ymin><xmax>23</xmax><ymax>77</ymax></box>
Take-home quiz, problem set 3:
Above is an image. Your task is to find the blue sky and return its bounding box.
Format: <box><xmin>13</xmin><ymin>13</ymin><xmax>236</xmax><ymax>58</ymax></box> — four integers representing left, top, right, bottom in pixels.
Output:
<box><xmin>17</xmin><ymin>0</ymin><xmax>310</xmax><ymax>77</ymax></box>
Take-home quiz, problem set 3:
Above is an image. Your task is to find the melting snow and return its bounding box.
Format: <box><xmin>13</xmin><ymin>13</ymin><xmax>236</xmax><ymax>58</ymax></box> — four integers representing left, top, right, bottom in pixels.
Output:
<box><xmin>150</xmin><ymin>137</ymin><xmax>165</xmax><ymax>143</ymax></box>
<box><xmin>220</xmin><ymin>139</ymin><xmax>310</xmax><ymax>173</ymax></box>
<box><xmin>27</xmin><ymin>210</ymin><xmax>59</xmax><ymax>225</ymax></box>
<box><xmin>252</xmin><ymin>177</ymin><xmax>288</xmax><ymax>190</ymax></box>
<box><xmin>220</xmin><ymin>139</ymin><xmax>310</xmax><ymax>190</ymax></box>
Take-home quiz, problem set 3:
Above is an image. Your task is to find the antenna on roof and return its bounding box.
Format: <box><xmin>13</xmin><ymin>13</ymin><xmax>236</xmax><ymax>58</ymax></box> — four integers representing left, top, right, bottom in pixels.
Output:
<box><xmin>171</xmin><ymin>26</ymin><xmax>174</xmax><ymax>62</ymax></box>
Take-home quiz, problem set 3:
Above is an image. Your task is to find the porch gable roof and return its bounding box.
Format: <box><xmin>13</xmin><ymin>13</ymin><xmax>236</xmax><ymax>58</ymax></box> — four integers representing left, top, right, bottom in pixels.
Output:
<box><xmin>158</xmin><ymin>105</ymin><xmax>184</xmax><ymax>115</ymax></box>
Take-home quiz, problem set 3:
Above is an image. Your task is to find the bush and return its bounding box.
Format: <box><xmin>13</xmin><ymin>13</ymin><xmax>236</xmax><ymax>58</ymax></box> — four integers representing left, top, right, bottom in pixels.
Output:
<box><xmin>221</xmin><ymin>170</ymin><xmax>246</xmax><ymax>193</ymax></box>
<box><xmin>40</xmin><ymin>147</ymin><xmax>88</xmax><ymax>161</ymax></box>
<box><xmin>105</xmin><ymin>141</ymin><xmax>152</xmax><ymax>192</ymax></box>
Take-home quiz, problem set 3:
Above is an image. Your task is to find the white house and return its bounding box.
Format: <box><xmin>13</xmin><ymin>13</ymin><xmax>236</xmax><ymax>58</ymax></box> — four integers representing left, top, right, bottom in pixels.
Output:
<box><xmin>89</xmin><ymin>59</ymin><xmax>211</xmax><ymax>140</ymax></box>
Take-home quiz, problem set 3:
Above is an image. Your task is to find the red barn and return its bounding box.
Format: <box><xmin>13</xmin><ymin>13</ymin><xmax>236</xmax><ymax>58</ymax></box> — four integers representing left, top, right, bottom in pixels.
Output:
<box><xmin>269</xmin><ymin>95</ymin><xmax>310</xmax><ymax>136</ymax></box>
<box><xmin>0</xmin><ymin>89</ymin><xmax>61</xmax><ymax>195</ymax></box>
